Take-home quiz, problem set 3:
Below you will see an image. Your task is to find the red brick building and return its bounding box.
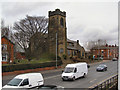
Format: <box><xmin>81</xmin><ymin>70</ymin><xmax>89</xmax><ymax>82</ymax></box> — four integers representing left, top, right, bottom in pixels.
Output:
<box><xmin>1</xmin><ymin>36</ymin><xmax>14</xmax><ymax>64</ymax></box>
<box><xmin>91</xmin><ymin>44</ymin><xmax>119</xmax><ymax>60</ymax></box>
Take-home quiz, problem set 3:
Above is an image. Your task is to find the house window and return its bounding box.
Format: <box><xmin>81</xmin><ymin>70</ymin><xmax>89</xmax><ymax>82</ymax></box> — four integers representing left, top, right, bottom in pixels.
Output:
<box><xmin>2</xmin><ymin>53</ymin><xmax>7</xmax><ymax>61</ymax></box>
<box><xmin>82</xmin><ymin>52</ymin><xmax>84</xmax><ymax>56</ymax></box>
<box><xmin>68</xmin><ymin>43</ymin><xmax>74</xmax><ymax>47</ymax></box>
<box><xmin>60</xmin><ymin>48</ymin><xmax>64</xmax><ymax>53</ymax></box>
<box><xmin>74</xmin><ymin>51</ymin><xmax>77</xmax><ymax>55</ymax></box>
<box><xmin>67</xmin><ymin>50</ymin><xmax>70</xmax><ymax>56</ymax></box>
<box><xmin>2</xmin><ymin>44</ymin><xmax>7</xmax><ymax>50</ymax></box>
<box><xmin>101</xmin><ymin>50</ymin><xmax>104</xmax><ymax>53</ymax></box>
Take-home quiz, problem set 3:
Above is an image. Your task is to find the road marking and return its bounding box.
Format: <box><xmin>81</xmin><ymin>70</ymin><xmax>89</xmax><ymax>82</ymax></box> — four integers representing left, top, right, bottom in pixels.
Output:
<box><xmin>44</xmin><ymin>75</ymin><xmax>61</xmax><ymax>80</ymax></box>
<box><xmin>41</xmin><ymin>69</ymin><xmax>62</xmax><ymax>74</ymax></box>
<box><xmin>89</xmin><ymin>73</ymin><xmax>118</xmax><ymax>88</ymax></box>
<box><xmin>90</xmin><ymin>79</ymin><xmax>96</xmax><ymax>83</ymax></box>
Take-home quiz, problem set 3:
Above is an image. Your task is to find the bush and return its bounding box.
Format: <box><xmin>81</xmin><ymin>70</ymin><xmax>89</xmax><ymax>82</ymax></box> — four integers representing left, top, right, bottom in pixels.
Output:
<box><xmin>49</xmin><ymin>54</ymin><xmax>61</xmax><ymax>60</ymax></box>
<box><xmin>63</xmin><ymin>54</ymin><xmax>67</xmax><ymax>60</ymax></box>
<box><xmin>70</xmin><ymin>57</ymin><xmax>73</xmax><ymax>59</ymax></box>
<box><xmin>2</xmin><ymin>60</ymin><xmax>62</xmax><ymax>72</ymax></box>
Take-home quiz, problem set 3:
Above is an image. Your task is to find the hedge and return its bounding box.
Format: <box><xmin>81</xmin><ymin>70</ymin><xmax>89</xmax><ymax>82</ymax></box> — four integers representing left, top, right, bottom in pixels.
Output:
<box><xmin>2</xmin><ymin>60</ymin><xmax>62</xmax><ymax>72</ymax></box>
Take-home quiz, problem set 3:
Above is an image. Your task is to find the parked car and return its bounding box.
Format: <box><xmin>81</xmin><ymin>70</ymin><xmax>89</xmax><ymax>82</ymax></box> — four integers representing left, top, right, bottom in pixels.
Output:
<box><xmin>62</xmin><ymin>62</ymin><xmax>88</xmax><ymax>81</ymax></box>
<box><xmin>112</xmin><ymin>58</ymin><xmax>117</xmax><ymax>61</ymax></box>
<box><xmin>96</xmin><ymin>64</ymin><xmax>107</xmax><ymax>72</ymax></box>
<box><xmin>3</xmin><ymin>73</ymin><xmax>44</xmax><ymax>89</ymax></box>
<box><xmin>95</xmin><ymin>57</ymin><xmax>103</xmax><ymax>60</ymax></box>
<box><xmin>36</xmin><ymin>85</ymin><xmax>64</xmax><ymax>90</ymax></box>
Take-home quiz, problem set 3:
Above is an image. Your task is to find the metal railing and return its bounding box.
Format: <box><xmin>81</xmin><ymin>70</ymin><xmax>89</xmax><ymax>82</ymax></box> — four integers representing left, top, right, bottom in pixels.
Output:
<box><xmin>90</xmin><ymin>74</ymin><xmax>118</xmax><ymax>90</ymax></box>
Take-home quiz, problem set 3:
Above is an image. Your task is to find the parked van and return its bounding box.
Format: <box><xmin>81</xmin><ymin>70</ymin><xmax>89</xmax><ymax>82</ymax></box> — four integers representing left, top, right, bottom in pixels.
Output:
<box><xmin>62</xmin><ymin>62</ymin><xmax>88</xmax><ymax>81</ymax></box>
<box><xmin>3</xmin><ymin>73</ymin><xmax>44</xmax><ymax>89</ymax></box>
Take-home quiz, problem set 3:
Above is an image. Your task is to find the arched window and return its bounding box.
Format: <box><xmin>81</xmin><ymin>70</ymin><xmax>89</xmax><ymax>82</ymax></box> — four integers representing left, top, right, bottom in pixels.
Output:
<box><xmin>60</xmin><ymin>48</ymin><xmax>64</xmax><ymax>53</ymax></box>
<box><xmin>60</xmin><ymin>18</ymin><xmax>64</xmax><ymax>26</ymax></box>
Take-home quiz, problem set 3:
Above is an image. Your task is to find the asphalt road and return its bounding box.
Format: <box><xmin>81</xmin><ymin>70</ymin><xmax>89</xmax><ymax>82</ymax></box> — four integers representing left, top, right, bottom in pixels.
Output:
<box><xmin>2</xmin><ymin>60</ymin><xmax>118</xmax><ymax>89</ymax></box>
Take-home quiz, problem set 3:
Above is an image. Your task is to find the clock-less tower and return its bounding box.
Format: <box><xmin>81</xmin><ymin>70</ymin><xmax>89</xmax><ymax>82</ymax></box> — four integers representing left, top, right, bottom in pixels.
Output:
<box><xmin>48</xmin><ymin>9</ymin><xmax>67</xmax><ymax>58</ymax></box>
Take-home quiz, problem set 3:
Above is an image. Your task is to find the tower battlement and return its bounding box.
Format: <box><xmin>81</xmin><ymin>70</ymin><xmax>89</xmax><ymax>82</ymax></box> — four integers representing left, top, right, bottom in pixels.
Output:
<box><xmin>49</xmin><ymin>9</ymin><xmax>66</xmax><ymax>17</ymax></box>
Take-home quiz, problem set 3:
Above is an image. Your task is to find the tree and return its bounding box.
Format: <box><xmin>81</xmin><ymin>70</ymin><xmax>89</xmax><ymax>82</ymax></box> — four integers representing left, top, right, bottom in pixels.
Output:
<box><xmin>13</xmin><ymin>15</ymin><xmax>48</xmax><ymax>58</ymax></box>
<box><xmin>1</xmin><ymin>19</ymin><xmax>12</xmax><ymax>37</ymax></box>
<box><xmin>84</xmin><ymin>39</ymin><xmax>107</xmax><ymax>51</ymax></box>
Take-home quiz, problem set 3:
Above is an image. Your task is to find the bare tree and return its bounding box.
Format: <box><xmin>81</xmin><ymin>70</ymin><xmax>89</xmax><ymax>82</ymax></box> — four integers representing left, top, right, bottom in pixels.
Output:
<box><xmin>1</xmin><ymin>19</ymin><xmax>11</xmax><ymax>37</ymax></box>
<box><xmin>13</xmin><ymin>15</ymin><xmax>48</xmax><ymax>57</ymax></box>
<box><xmin>84</xmin><ymin>39</ymin><xmax>107</xmax><ymax>51</ymax></box>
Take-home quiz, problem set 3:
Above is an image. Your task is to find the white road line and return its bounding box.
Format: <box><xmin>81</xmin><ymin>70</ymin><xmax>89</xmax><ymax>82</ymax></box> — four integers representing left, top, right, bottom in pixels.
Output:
<box><xmin>89</xmin><ymin>73</ymin><xmax>118</xmax><ymax>88</ymax></box>
<box><xmin>44</xmin><ymin>75</ymin><xmax>61</xmax><ymax>80</ymax></box>
<box><xmin>90</xmin><ymin>79</ymin><xmax>96</xmax><ymax>83</ymax></box>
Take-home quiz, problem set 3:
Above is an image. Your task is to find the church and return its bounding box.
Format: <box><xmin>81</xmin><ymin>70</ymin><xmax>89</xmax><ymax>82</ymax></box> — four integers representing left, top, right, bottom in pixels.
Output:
<box><xmin>30</xmin><ymin>9</ymin><xmax>85</xmax><ymax>59</ymax></box>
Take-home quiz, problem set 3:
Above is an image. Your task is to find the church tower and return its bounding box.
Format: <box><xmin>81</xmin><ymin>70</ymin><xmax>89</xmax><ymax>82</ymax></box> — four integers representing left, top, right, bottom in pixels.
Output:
<box><xmin>48</xmin><ymin>9</ymin><xmax>67</xmax><ymax>58</ymax></box>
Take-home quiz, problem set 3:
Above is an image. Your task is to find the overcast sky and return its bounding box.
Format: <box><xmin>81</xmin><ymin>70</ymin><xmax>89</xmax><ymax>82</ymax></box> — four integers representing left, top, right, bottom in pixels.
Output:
<box><xmin>1</xmin><ymin>1</ymin><xmax>118</xmax><ymax>47</ymax></box>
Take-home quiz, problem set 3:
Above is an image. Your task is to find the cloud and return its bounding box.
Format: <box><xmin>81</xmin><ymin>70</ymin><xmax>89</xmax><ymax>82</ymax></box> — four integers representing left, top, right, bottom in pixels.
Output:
<box><xmin>1</xmin><ymin>1</ymin><xmax>118</xmax><ymax>46</ymax></box>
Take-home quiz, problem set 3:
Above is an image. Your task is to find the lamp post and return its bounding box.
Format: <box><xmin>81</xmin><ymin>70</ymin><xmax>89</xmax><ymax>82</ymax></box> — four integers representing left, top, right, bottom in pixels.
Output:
<box><xmin>56</xmin><ymin>33</ymin><xmax>58</xmax><ymax>69</ymax></box>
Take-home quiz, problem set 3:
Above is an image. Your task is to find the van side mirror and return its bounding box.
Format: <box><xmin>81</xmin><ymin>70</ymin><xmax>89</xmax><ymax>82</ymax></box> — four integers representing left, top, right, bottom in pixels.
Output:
<box><xmin>74</xmin><ymin>68</ymin><xmax>77</xmax><ymax>73</ymax></box>
<box><xmin>62</xmin><ymin>70</ymin><xmax>64</xmax><ymax>73</ymax></box>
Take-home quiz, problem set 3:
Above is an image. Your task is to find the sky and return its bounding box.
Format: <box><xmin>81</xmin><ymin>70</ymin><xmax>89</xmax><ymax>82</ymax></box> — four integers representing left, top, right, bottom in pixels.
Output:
<box><xmin>0</xmin><ymin>0</ymin><xmax>119</xmax><ymax>47</ymax></box>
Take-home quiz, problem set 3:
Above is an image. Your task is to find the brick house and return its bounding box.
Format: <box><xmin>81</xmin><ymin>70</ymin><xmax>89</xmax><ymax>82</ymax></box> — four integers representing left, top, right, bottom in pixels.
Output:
<box><xmin>1</xmin><ymin>36</ymin><xmax>14</xmax><ymax>64</ymax></box>
<box><xmin>91</xmin><ymin>44</ymin><xmax>119</xmax><ymax>60</ymax></box>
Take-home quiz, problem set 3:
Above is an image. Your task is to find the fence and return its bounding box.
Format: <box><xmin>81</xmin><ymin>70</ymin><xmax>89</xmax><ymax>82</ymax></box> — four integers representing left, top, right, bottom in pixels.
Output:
<box><xmin>90</xmin><ymin>74</ymin><xmax>118</xmax><ymax>90</ymax></box>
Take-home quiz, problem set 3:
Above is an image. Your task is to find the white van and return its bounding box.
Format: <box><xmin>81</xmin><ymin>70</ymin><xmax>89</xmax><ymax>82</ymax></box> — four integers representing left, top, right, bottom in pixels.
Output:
<box><xmin>3</xmin><ymin>73</ymin><xmax>44</xmax><ymax>89</ymax></box>
<box><xmin>62</xmin><ymin>62</ymin><xmax>88</xmax><ymax>81</ymax></box>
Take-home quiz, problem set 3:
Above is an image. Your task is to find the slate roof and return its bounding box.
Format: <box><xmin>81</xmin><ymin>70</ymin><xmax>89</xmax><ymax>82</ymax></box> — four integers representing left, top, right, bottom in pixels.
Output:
<box><xmin>67</xmin><ymin>39</ymin><xmax>83</xmax><ymax>51</ymax></box>
<box><xmin>91</xmin><ymin>45</ymin><xmax>118</xmax><ymax>50</ymax></box>
<box><xmin>1</xmin><ymin>36</ymin><xmax>15</xmax><ymax>45</ymax></box>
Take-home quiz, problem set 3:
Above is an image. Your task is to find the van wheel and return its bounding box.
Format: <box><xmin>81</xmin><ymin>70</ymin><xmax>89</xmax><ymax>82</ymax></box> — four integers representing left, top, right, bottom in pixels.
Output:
<box><xmin>106</xmin><ymin>68</ymin><xmax>107</xmax><ymax>71</ymax></box>
<box><xmin>83</xmin><ymin>73</ymin><xmax>86</xmax><ymax>78</ymax></box>
<box><xmin>72</xmin><ymin>76</ymin><xmax>75</xmax><ymax>81</ymax></box>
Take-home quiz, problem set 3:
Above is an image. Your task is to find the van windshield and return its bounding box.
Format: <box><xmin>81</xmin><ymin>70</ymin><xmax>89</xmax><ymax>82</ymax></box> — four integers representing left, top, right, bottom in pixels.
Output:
<box><xmin>7</xmin><ymin>78</ymin><xmax>22</xmax><ymax>86</ymax></box>
<box><xmin>64</xmin><ymin>67</ymin><xmax>74</xmax><ymax>73</ymax></box>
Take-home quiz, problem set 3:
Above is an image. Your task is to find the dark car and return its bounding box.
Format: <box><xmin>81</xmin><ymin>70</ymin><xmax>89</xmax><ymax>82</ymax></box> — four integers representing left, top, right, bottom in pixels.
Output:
<box><xmin>96</xmin><ymin>64</ymin><xmax>107</xmax><ymax>72</ymax></box>
<box><xmin>36</xmin><ymin>85</ymin><xmax>64</xmax><ymax>90</ymax></box>
<box><xmin>112</xmin><ymin>58</ymin><xmax>117</xmax><ymax>61</ymax></box>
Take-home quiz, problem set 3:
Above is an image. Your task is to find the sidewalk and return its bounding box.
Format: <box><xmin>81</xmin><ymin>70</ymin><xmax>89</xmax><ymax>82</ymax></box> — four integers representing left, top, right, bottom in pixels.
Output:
<box><xmin>2</xmin><ymin>60</ymin><xmax>110</xmax><ymax>76</ymax></box>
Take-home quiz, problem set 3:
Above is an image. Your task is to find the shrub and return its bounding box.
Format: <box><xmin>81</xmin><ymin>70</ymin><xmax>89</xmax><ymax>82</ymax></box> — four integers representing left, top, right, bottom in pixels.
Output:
<box><xmin>2</xmin><ymin>60</ymin><xmax>62</xmax><ymax>72</ymax></box>
<box><xmin>49</xmin><ymin>54</ymin><xmax>61</xmax><ymax>60</ymax></box>
<box><xmin>63</xmin><ymin>54</ymin><xmax>67</xmax><ymax>60</ymax></box>
<box><xmin>70</xmin><ymin>57</ymin><xmax>73</xmax><ymax>59</ymax></box>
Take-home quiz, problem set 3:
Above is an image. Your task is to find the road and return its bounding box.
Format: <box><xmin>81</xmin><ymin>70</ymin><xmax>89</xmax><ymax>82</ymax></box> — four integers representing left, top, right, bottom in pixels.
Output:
<box><xmin>2</xmin><ymin>60</ymin><xmax>118</xmax><ymax>88</ymax></box>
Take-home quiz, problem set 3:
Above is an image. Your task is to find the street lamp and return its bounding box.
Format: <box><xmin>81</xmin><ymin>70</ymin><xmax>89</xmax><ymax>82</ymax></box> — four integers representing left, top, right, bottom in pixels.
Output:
<box><xmin>56</xmin><ymin>33</ymin><xmax>58</xmax><ymax>69</ymax></box>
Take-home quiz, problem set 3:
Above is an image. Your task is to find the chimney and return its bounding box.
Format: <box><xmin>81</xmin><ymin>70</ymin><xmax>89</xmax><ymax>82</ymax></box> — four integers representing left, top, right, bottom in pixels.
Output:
<box><xmin>77</xmin><ymin>40</ymin><xmax>79</xmax><ymax>44</ymax></box>
<box><xmin>106</xmin><ymin>44</ymin><xmax>108</xmax><ymax>47</ymax></box>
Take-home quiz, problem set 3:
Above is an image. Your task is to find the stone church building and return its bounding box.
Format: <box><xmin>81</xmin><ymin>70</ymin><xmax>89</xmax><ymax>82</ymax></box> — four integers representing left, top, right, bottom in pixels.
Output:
<box><xmin>30</xmin><ymin>9</ymin><xmax>85</xmax><ymax>59</ymax></box>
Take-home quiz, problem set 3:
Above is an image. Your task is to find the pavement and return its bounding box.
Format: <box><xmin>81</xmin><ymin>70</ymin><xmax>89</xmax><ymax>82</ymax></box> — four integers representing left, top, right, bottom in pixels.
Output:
<box><xmin>2</xmin><ymin>60</ymin><xmax>110</xmax><ymax>76</ymax></box>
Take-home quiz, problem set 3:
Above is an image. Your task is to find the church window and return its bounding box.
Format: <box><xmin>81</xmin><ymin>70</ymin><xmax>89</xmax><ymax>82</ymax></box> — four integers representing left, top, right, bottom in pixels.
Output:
<box><xmin>60</xmin><ymin>48</ymin><xmax>64</xmax><ymax>53</ymax></box>
<box><xmin>60</xmin><ymin>18</ymin><xmax>64</xmax><ymax>26</ymax></box>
